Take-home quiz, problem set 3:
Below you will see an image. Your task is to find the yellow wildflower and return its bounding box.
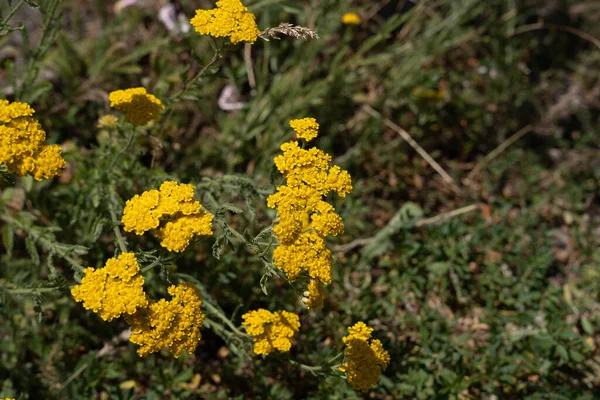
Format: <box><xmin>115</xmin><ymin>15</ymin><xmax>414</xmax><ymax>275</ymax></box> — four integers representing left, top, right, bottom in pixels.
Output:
<box><xmin>268</xmin><ymin>118</ymin><xmax>352</xmax><ymax>305</ymax></box>
<box><xmin>122</xmin><ymin>189</ymin><xmax>162</xmax><ymax>235</ymax></box>
<box><xmin>305</xmin><ymin>279</ymin><xmax>324</xmax><ymax>310</ymax></box>
<box><xmin>190</xmin><ymin>0</ymin><xmax>260</xmax><ymax>44</ymax></box>
<box><xmin>127</xmin><ymin>283</ymin><xmax>205</xmax><ymax>358</ymax></box>
<box><xmin>273</xmin><ymin>230</ymin><xmax>332</xmax><ymax>283</ymax></box>
<box><xmin>109</xmin><ymin>87</ymin><xmax>164</xmax><ymax>126</ymax></box>
<box><xmin>289</xmin><ymin>117</ymin><xmax>319</xmax><ymax>142</ymax></box>
<box><xmin>122</xmin><ymin>181</ymin><xmax>213</xmax><ymax>252</ymax></box>
<box><xmin>341</xmin><ymin>13</ymin><xmax>361</xmax><ymax>25</ymax></box>
<box><xmin>97</xmin><ymin>114</ymin><xmax>119</xmax><ymax>129</ymax></box>
<box><xmin>0</xmin><ymin>99</ymin><xmax>34</xmax><ymax>122</ymax></box>
<box><xmin>242</xmin><ymin>309</ymin><xmax>300</xmax><ymax>355</ymax></box>
<box><xmin>340</xmin><ymin>322</ymin><xmax>391</xmax><ymax>392</ymax></box>
<box><xmin>156</xmin><ymin>213</ymin><xmax>214</xmax><ymax>252</ymax></box>
<box><xmin>0</xmin><ymin>100</ymin><xmax>65</xmax><ymax>181</ymax></box>
<box><xmin>71</xmin><ymin>253</ymin><xmax>148</xmax><ymax>321</ymax></box>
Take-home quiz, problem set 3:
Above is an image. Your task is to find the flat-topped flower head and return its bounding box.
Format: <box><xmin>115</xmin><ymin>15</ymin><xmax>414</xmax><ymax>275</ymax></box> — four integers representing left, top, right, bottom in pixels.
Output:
<box><xmin>127</xmin><ymin>283</ymin><xmax>205</xmax><ymax>358</ymax></box>
<box><xmin>340</xmin><ymin>322</ymin><xmax>391</xmax><ymax>392</ymax></box>
<box><xmin>0</xmin><ymin>100</ymin><xmax>65</xmax><ymax>180</ymax></box>
<box><xmin>122</xmin><ymin>181</ymin><xmax>213</xmax><ymax>252</ymax></box>
<box><xmin>71</xmin><ymin>253</ymin><xmax>148</xmax><ymax>321</ymax></box>
<box><xmin>242</xmin><ymin>309</ymin><xmax>300</xmax><ymax>355</ymax></box>
<box><xmin>289</xmin><ymin>117</ymin><xmax>319</xmax><ymax>142</ymax></box>
<box><xmin>190</xmin><ymin>0</ymin><xmax>260</xmax><ymax>44</ymax></box>
<box><xmin>109</xmin><ymin>87</ymin><xmax>164</xmax><ymax>126</ymax></box>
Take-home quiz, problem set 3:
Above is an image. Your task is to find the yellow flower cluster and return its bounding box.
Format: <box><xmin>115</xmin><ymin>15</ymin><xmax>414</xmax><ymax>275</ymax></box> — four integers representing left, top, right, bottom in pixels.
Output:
<box><xmin>127</xmin><ymin>283</ymin><xmax>205</xmax><ymax>358</ymax></box>
<box><xmin>122</xmin><ymin>181</ymin><xmax>213</xmax><ymax>252</ymax></box>
<box><xmin>305</xmin><ymin>279</ymin><xmax>324</xmax><ymax>310</ymax></box>
<box><xmin>71</xmin><ymin>253</ymin><xmax>148</xmax><ymax>321</ymax></box>
<box><xmin>341</xmin><ymin>12</ymin><xmax>361</xmax><ymax>25</ymax></box>
<box><xmin>267</xmin><ymin>119</ymin><xmax>352</xmax><ymax>309</ymax></box>
<box><xmin>97</xmin><ymin>114</ymin><xmax>118</xmax><ymax>129</ymax></box>
<box><xmin>72</xmin><ymin>254</ymin><xmax>205</xmax><ymax>358</ymax></box>
<box><xmin>242</xmin><ymin>309</ymin><xmax>300</xmax><ymax>355</ymax></box>
<box><xmin>340</xmin><ymin>322</ymin><xmax>391</xmax><ymax>392</ymax></box>
<box><xmin>0</xmin><ymin>100</ymin><xmax>66</xmax><ymax>180</ymax></box>
<box><xmin>109</xmin><ymin>87</ymin><xmax>164</xmax><ymax>126</ymax></box>
<box><xmin>289</xmin><ymin>118</ymin><xmax>319</xmax><ymax>142</ymax></box>
<box><xmin>190</xmin><ymin>0</ymin><xmax>260</xmax><ymax>44</ymax></box>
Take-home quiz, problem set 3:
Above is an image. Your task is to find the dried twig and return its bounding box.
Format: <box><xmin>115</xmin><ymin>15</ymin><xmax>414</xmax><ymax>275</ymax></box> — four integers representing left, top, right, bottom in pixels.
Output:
<box><xmin>259</xmin><ymin>23</ymin><xmax>320</xmax><ymax>41</ymax></box>
<box><xmin>465</xmin><ymin>125</ymin><xmax>532</xmax><ymax>182</ymax></box>
<box><xmin>362</xmin><ymin>104</ymin><xmax>461</xmax><ymax>194</ymax></box>
<box><xmin>331</xmin><ymin>204</ymin><xmax>479</xmax><ymax>252</ymax></box>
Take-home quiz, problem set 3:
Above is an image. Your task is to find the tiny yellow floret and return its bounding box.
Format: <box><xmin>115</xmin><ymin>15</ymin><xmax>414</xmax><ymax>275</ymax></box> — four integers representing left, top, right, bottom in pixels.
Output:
<box><xmin>109</xmin><ymin>87</ymin><xmax>164</xmax><ymax>126</ymax></box>
<box><xmin>242</xmin><ymin>309</ymin><xmax>300</xmax><ymax>355</ymax></box>
<box><xmin>340</xmin><ymin>321</ymin><xmax>391</xmax><ymax>392</ymax></box>
<box><xmin>341</xmin><ymin>13</ymin><xmax>361</xmax><ymax>25</ymax></box>
<box><xmin>190</xmin><ymin>0</ymin><xmax>260</xmax><ymax>44</ymax></box>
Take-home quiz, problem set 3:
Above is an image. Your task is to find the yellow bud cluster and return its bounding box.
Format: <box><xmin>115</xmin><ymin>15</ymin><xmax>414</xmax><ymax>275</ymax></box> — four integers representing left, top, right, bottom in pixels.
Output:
<box><xmin>190</xmin><ymin>0</ymin><xmax>260</xmax><ymax>45</ymax></box>
<box><xmin>71</xmin><ymin>253</ymin><xmax>148</xmax><ymax>321</ymax></box>
<box><xmin>0</xmin><ymin>100</ymin><xmax>66</xmax><ymax>181</ymax></box>
<box><xmin>339</xmin><ymin>322</ymin><xmax>391</xmax><ymax>392</ymax></box>
<box><xmin>267</xmin><ymin>119</ymin><xmax>352</xmax><ymax>309</ymax></box>
<box><xmin>241</xmin><ymin>309</ymin><xmax>300</xmax><ymax>355</ymax></box>
<box><xmin>109</xmin><ymin>87</ymin><xmax>164</xmax><ymax>126</ymax></box>
<box><xmin>289</xmin><ymin>118</ymin><xmax>319</xmax><ymax>142</ymax></box>
<box><xmin>122</xmin><ymin>181</ymin><xmax>213</xmax><ymax>252</ymax></box>
<box><xmin>127</xmin><ymin>283</ymin><xmax>205</xmax><ymax>358</ymax></box>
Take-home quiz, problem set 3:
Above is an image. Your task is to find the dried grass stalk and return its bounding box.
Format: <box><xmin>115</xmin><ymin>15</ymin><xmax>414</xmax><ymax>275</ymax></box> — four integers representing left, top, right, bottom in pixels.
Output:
<box><xmin>259</xmin><ymin>23</ymin><xmax>320</xmax><ymax>41</ymax></box>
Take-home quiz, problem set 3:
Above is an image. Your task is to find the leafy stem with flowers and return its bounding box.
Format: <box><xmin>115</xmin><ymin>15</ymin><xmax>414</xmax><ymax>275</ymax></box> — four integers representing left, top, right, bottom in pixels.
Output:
<box><xmin>0</xmin><ymin>0</ymin><xmax>390</xmax><ymax>394</ymax></box>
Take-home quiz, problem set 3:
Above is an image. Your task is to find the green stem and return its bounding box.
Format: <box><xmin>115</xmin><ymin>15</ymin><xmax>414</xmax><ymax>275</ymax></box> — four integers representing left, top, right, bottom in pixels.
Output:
<box><xmin>108</xmin><ymin>188</ymin><xmax>128</xmax><ymax>253</ymax></box>
<box><xmin>108</xmin><ymin>127</ymin><xmax>136</xmax><ymax>171</ymax></box>
<box><xmin>141</xmin><ymin>258</ymin><xmax>164</xmax><ymax>273</ymax></box>
<box><xmin>7</xmin><ymin>286</ymin><xmax>64</xmax><ymax>294</ymax></box>
<box><xmin>0</xmin><ymin>215</ymin><xmax>86</xmax><ymax>273</ymax></box>
<box><xmin>159</xmin><ymin>51</ymin><xmax>224</xmax><ymax>136</ymax></box>
<box><xmin>1</xmin><ymin>0</ymin><xmax>26</xmax><ymax>29</ymax></box>
<box><xmin>203</xmin><ymin>299</ymin><xmax>248</xmax><ymax>338</ymax></box>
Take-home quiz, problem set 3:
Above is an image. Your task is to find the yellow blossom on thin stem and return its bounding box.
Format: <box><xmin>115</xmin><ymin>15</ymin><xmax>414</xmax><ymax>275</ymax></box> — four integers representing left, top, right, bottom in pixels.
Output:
<box><xmin>0</xmin><ymin>100</ymin><xmax>66</xmax><ymax>181</ymax></box>
<box><xmin>242</xmin><ymin>309</ymin><xmax>300</xmax><ymax>355</ymax></box>
<box><xmin>190</xmin><ymin>0</ymin><xmax>260</xmax><ymax>44</ymax></box>
<box><xmin>71</xmin><ymin>253</ymin><xmax>148</xmax><ymax>321</ymax></box>
<box><xmin>109</xmin><ymin>87</ymin><xmax>164</xmax><ymax>126</ymax></box>
<box><xmin>340</xmin><ymin>322</ymin><xmax>391</xmax><ymax>392</ymax></box>
<box><xmin>341</xmin><ymin>13</ymin><xmax>361</xmax><ymax>25</ymax></box>
<box><xmin>289</xmin><ymin>117</ymin><xmax>319</xmax><ymax>142</ymax></box>
<box><xmin>127</xmin><ymin>283</ymin><xmax>205</xmax><ymax>358</ymax></box>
